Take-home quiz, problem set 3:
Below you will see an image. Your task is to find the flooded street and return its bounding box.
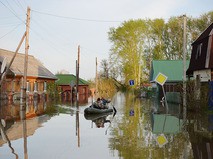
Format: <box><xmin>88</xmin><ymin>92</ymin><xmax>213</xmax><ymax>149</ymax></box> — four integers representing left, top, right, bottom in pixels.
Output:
<box><xmin>0</xmin><ymin>92</ymin><xmax>211</xmax><ymax>159</ymax></box>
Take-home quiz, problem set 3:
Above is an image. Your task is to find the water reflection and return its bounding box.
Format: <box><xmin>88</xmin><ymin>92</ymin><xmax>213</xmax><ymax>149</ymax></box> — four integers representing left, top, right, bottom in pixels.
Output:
<box><xmin>108</xmin><ymin>93</ymin><xmax>193</xmax><ymax>159</ymax></box>
<box><xmin>187</xmin><ymin>112</ymin><xmax>213</xmax><ymax>159</ymax></box>
<box><xmin>0</xmin><ymin>118</ymin><xmax>18</xmax><ymax>158</ymax></box>
<box><xmin>2</xmin><ymin>92</ymin><xmax>213</xmax><ymax>158</ymax></box>
<box><xmin>84</xmin><ymin>113</ymin><xmax>112</xmax><ymax>128</ymax></box>
<box><xmin>0</xmin><ymin>99</ymin><xmax>56</xmax><ymax>158</ymax></box>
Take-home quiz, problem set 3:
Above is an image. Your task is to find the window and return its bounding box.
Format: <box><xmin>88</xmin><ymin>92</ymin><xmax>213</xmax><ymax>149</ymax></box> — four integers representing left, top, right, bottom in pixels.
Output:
<box><xmin>196</xmin><ymin>43</ymin><xmax>202</xmax><ymax>59</ymax></box>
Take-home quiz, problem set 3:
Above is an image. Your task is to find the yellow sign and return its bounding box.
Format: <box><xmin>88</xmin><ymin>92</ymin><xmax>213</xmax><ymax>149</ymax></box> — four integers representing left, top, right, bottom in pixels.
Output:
<box><xmin>155</xmin><ymin>73</ymin><xmax>168</xmax><ymax>86</ymax></box>
<box><xmin>156</xmin><ymin>134</ymin><xmax>168</xmax><ymax>147</ymax></box>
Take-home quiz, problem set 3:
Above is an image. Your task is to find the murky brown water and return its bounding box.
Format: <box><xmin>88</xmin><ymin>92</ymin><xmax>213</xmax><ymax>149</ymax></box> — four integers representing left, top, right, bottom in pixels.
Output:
<box><xmin>0</xmin><ymin>92</ymin><xmax>212</xmax><ymax>159</ymax></box>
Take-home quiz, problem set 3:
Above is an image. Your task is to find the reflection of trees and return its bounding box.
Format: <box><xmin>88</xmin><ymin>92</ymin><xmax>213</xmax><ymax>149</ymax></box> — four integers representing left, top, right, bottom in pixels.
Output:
<box><xmin>187</xmin><ymin>112</ymin><xmax>213</xmax><ymax>159</ymax></box>
<box><xmin>108</xmin><ymin>93</ymin><xmax>194</xmax><ymax>159</ymax></box>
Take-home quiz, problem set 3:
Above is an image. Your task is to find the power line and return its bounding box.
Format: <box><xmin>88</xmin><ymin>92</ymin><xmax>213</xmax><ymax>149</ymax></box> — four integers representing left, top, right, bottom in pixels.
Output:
<box><xmin>29</xmin><ymin>26</ymin><xmax>72</xmax><ymax>58</ymax></box>
<box><xmin>0</xmin><ymin>22</ymin><xmax>23</xmax><ymax>39</ymax></box>
<box><xmin>14</xmin><ymin>0</ymin><xmax>26</xmax><ymax>13</ymax></box>
<box><xmin>31</xmin><ymin>9</ymin><xmax>122</xmax><ymax>23</ymax></box>
<box><xmin>0</xmin><ymin>0</ymin><xmax>25</xmax><ymax>23</ymax></box>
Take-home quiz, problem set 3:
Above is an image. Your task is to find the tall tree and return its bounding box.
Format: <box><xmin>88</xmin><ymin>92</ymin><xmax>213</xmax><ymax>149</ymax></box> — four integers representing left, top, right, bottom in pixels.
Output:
<box><xmin>108</xmin><ymin>10</ymin><xmax>213</xmax><ymax>84</ymax></box>
<box><xmin>108</xmin><ymin>20</ymin><xmax>147</xmax><ymax>86</ymax></box>
<box><xmin>100</xmin><ymin>59</ymin><xmax>109</xmax><ymax>78</ymax></box>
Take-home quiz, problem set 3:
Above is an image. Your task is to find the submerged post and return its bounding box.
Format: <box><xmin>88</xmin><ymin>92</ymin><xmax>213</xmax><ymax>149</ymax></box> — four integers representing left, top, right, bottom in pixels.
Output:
<box><xmin>183</xmin><ymin>15</ymin><xmax>187</xmax><ymax>121</ymax></box>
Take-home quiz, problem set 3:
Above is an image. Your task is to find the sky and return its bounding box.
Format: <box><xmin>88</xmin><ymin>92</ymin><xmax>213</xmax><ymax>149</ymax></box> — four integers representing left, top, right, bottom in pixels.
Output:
<box><xmin>0</xmin><ymin>0</ymin><xmax>212</xmax><ymax>80</ymax></box>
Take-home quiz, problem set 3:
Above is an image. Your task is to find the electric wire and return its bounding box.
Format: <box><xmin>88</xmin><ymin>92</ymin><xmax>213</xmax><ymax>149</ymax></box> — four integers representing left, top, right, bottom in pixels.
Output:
<box><xmin>0</xmin><ymin>0</ymin><xmax>25</xmax><ymax>24</ymax></box>
<box><xmin>0</xmin><ymin>22</ymin><xmax>23</xmax><ymax>39</ymax></box>
<box><xmin>0</xmin><ymin>3</ymin><xmax>111</xmax><ymax>75</ymax></box>
<box><xmin>31</xmin><ymin>9</ymin><xmax>122</xmax><ymax>23</ymax></box>
<box><xmin>14</xmin><ymin>0</ymin><xmax>25</xmax><ymax>12</ymax></box>
<box><xmin>29</xmin><ymin>26</ymin><xmax>72</xmax><ymax>58</ymax></box>
<box><xmin>31</xmin><ymin>17</ymin><xmax>75</xmax><ymax>51</ymax></box>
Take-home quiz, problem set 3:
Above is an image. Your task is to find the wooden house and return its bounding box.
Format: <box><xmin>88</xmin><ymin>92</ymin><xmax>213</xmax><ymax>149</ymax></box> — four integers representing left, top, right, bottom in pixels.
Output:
<box><xmin>150</xmin><ymin>60</ymin><xmax>189</xmax><ymax>103</ymax></box>
<box><xmin>55</xmin><ymin>74</ymin><xmax>89</xmax><ymax>103</ymax></box>
<box><xmin>187</xmin><ymin>23</ymin><xmax>213</xmax><ymax>81</ymax></box>
<box><xmin>0</xmin><ymin>49</ymin><xmax>57</xmax><ymax>100</ymax></box>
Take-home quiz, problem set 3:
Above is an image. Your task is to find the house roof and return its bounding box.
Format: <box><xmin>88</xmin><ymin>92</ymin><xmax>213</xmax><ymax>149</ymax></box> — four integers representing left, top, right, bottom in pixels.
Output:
<box><xmin>0</xmin><ymin>49</ymin><xmax>57</xmax><ymax>80</ymax></box>
<box><xmin>150</xmin><ymin>60</ymin><xmax>190</xmax><ymax>82</ymax></box>
<box><xmin>55</xmin><ymin>74</ymin><xmax>89</xmax><ymax>86</ymax></box>
<box><xmin>187</xmin><ymin>23</ymin><xmax>213</xmax><ymax>75</ymax></box>
<box><xmin>192</xmin><ymin>22</ymin><xmax>213</xmax><ymax>45</ymax></box>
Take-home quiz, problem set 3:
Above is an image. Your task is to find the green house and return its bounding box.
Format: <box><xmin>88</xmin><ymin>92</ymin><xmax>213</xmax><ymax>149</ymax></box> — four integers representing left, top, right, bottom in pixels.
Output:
<box><xmin>150</xmin><ymin>60</ymin><xmax>189</xmax><ymax>103</ymax></box>
<box><xmin>55</xmin><ymin>74</ymin><xmax>89</xmax><ymax>86</ymax></box>
<box><xmin>55</xmin><ymin>74</ymin><xmax>89</xmax><ymax>102</ymax></box>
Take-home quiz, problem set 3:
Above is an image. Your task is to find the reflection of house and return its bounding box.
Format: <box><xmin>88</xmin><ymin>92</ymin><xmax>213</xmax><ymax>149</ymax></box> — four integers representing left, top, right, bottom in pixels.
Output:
<box><xmin>191</xmin><ymin>137</ymin><xmax>213</xmax><ymax>159</ymax></box>
<box><xmin>0</xmin><ymin>49</ymin><xmax>57</xmax><ymax>100</ymax></box>
<box><xmin>55</xmin><ymin>74</ymin><xmax>89</xmax><ymax>103</ymax></box>
<box><xmin>187</xmin><ymin>23</ymin><xmax>213</xmax><ymax>81</ymax></box>
<box><xmin>0</xmin><ymin>114</ymin><xmax>51</xmax><ymax>146</ymax></box>
<box><xmin>188</xmin><ymin>114</ymin><xmax>213</xmax><ymax>159</ymax></box>
<box><xmin>150</xmin><ymin>60</ymin><xmax>189</xmax><ymax>103</ymax></box>
<box><xmin>151</xmin><ymin>114</ymin><xmax>183</xmax><ymax>134</ymax></box>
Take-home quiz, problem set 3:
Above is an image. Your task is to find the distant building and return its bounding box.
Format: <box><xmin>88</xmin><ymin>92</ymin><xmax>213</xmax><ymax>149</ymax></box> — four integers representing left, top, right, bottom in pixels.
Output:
<box><xmin>150</xmin><ymin>60</ymin><xmax>189</xmax><ymax>103</ymax></box>
<box><xmin>187</xmin><ymin>22</ymin><xmax>213</xmax><ymax>82</ymax></box>
<box><xmin>0</xmin><ymin>49</ymin><xmax>57</xmax><ymax>100</ymax></box>
<box><xmin>55</xmin><ymin>74</ymin><xmax>89</xmax><ymax>103</ymax></box>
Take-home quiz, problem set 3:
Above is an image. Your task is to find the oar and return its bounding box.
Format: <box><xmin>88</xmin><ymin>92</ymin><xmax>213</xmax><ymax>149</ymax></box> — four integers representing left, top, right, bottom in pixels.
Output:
<box><xmin>112</xmin><ymin>104</ymin><xmax>117</xmax><ymax>115</ymax></box>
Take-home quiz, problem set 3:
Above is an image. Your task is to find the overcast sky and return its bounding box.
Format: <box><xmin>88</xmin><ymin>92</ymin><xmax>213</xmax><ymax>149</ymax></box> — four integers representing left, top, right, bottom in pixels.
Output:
<box><xmin>0</xmin><ymin>0</ymin><xmax>212</xmax><ymax>80</ymax></box>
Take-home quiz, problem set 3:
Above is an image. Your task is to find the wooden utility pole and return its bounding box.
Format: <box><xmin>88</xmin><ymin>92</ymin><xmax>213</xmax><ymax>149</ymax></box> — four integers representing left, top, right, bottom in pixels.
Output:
<box><xmin>183</xmin><ymin>15</ymin><xmax>187</xmax><ymax>120</ymax></box>
<box><xmin>20</xmin><ymin>6</ymin><xmax>30</xmax><ymax>109</ymax></box>
<box><xmin>95</xmin><ymin>57</ymin><xmax>98</xmax><ymax>98</ymax></box>
<box><xmin>76</xmin><ymin>45</ymin><xmax>80</xmax><ymax>101</ymax></box>
<box><xmin>75</xmin><ymin>60</ymin><xmax>78</xmax><ymax>99</ymax></box>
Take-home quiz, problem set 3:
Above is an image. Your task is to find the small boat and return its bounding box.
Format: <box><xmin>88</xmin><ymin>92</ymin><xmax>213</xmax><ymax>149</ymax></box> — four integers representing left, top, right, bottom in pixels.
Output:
<box><xmin>84</xmin><ymin>106</ymin><xmax>114</xmax><ymax>114</ymax></box>
<box><xmin>84</xmin><ymin>112</ymin><xmax>112</xmax><ymax>121</ymax></box>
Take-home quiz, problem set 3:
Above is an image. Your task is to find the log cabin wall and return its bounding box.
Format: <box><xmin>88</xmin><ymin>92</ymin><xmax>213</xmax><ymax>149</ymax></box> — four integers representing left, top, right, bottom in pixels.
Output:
<box><xmin>1</xmin><ymin>76</ymin><xmax>55</xmax><ymax>101</ymax></box>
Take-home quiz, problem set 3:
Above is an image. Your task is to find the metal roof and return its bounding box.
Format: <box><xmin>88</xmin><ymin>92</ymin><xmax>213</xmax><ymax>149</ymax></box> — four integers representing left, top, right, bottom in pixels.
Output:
<box><xmin>55</xmin><ymin>74</ymin><xmax>89</xmax><ymax>86</ymax></box>
<box><xmin>0</xmin><ymin>49</ymin><xmax>57</xmax><ymax>80</ymax></box>
<box><xmin>150</xmin><ymin>60</ymin><xmax>190</xmax><ymax>82</ymax></box>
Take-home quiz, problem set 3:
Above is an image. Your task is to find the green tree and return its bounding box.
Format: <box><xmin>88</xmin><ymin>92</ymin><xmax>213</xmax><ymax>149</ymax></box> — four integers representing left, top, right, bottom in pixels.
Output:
<box><xmin>108</xmin><ymin>20</ymin><xmax>147</xmax><ymax>87</ymax></box>
<box><xmin>99</xmin><ymin>59</ymin><xmax>109</xmax><ymax>79</ymax></box>
<box><xmin>108</xmin><ymin>10</ymin><xmax>213</xmax><ymax>85</ymax></box>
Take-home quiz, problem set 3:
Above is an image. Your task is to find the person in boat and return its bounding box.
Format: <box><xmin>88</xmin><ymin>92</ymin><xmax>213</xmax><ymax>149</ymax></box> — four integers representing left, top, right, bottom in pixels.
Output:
<box><xmin>93</xmin><ymin>98</ymin><xmax>108</xmax><ymax>109</ymax></box>
<box><xmin>101</xmin><ymin>97</ymin><xmax>110</xmax><ymax>105</ymax></box>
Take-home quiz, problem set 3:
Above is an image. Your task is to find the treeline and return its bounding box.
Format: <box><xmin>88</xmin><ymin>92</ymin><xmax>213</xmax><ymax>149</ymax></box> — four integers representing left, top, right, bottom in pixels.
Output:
<box><xmin>100</xmin><ymin>11</ymin><xmax>213</xmax><ymax>87</ymax></box>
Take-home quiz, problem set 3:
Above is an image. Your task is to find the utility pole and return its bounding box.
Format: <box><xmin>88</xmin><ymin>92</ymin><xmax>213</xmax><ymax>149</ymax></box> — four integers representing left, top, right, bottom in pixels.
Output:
<box><xmin>20</xmin><ymin>7</ymin><xmax>30</xmax><ymax>159</ymax></box>
<box><xmin>76</xmin><ymin>45</ymin><xmax>80</xmax><ymax>101</ymax></box>
<box><xmin>183</xmin><ymin>15</ymin><xmax>187</xmax><ymax>121</ymax></box>
<box><xmin>20</xmin><ymin>6</ymin><xmax>30</xmax><ymax>109</ymax></box>
<box><xmin>95</xmin><ymin>57</ymin><xmax>98</xmax><ymax>98</ymax></box>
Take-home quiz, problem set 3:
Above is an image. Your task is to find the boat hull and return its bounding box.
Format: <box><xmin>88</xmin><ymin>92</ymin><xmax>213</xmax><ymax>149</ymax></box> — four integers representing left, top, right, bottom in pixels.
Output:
<box><xmin>84</xmin><ymin>107</ymin><xmax>113</xmax><ymax>114</ymax></box>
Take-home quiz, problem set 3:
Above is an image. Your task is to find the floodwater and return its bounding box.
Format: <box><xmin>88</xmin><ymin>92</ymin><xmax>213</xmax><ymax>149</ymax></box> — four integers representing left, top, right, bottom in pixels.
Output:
<box><xmin>0</xmin><ymin>92</ymin><xmax>212</xmax><ymax>159</ymax></box>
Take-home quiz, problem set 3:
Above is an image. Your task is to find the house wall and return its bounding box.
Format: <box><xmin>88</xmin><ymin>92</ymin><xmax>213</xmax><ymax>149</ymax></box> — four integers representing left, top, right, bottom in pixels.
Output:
<box><xmin>152</xmin><ymin>83</ymin><xmax>182</xmax><ymax>104</ymax></box>
<box><xmin>59</xmin><ymin>85</ymin><xmax>89</xmax><ymax>103</ymax></box>
<box><xmin>193</xmin><ymin>69</ymin><xmax>211</xmax><ymax>82</ymax></box>
<box><xmin>1</xmin><ymin>76</ymin><xmax>55</xmax><ymax>100</ymax></box>
<box><xmin>207</xmin><ymin>34</ymin><xmax>213</xmax><ymax>68</ymax></box>
<box><xmin>164</xmin><ymin>83</ymin><xmax>182</xmax><ymax>104</ymax></box>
